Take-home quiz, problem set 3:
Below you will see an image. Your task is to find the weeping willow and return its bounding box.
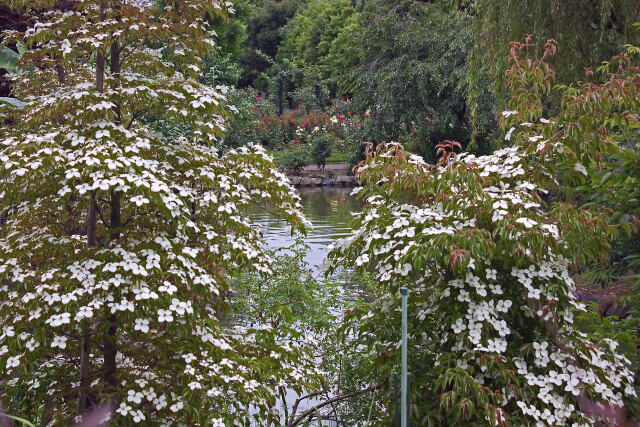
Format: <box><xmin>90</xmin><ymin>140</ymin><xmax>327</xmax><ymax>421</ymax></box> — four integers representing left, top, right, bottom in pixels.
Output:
<box><xmin>464</xmin><ymin>0</ymin><xmax>640</xmax><ymax>143</ymax></box>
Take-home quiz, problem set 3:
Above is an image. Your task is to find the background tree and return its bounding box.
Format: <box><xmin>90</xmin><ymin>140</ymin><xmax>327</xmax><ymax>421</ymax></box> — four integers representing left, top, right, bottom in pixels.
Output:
<box><xmin>276</xmin><ymin>0</ymin><xmax>357</xmax><ymax>98</ymax></box>
<box><xmin>466</xmin><ymin>0</ymin><xmax>640</xmax><ymax>135</ymax></box>
<box><xmin>346</xmin><ymin>0</ymin><xmax>495</xmax><ymax>162</ymax></box>
<box><xmin>208</xmin><ymin>0</ymin><xmax>250</xmax><ymax>59</ymax></box>
<box><xmin>238</xmin><ymin>0</ymin><xmax>305</xmax><ymax>88</ymax></box>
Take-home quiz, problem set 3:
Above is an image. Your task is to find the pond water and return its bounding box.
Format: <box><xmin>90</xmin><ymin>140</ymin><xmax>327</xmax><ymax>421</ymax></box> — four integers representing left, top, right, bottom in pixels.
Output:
<box><xmin>246</xmin><ymin>186</ymin><xmax>363</xmax><ymax>425</ymax></box>
<box><xmin>247</xmin><ymin>186</ymin><xmax>363</xmax><ymax>271</ymax></box>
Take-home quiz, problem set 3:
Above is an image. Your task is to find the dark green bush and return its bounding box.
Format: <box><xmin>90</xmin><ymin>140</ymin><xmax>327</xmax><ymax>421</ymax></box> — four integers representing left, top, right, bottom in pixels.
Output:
<box><xmin>310</xmin><ymin>134</ymin><xmax>332</xmax><ymax>170</ymax></box>
<box><xmin>277</xmin><ymin>151</ymin><xmax>311</xmax><ymax>173</ymax></box>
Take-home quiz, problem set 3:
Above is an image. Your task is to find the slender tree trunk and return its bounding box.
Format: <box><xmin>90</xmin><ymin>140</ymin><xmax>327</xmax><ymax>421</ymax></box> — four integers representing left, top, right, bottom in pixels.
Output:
<box><xmin>78</xmin><ymin>192</ymin><xmax>98</xmax><ymax>414</ymax></box>
<box><xmin>103</xmin><ymin>37</ymin><xmax>122</xmax><ymax>403</ymax></box>
<box><xmin>77</xmin><ymin>321</ymin><xmax>91</xmax><ymax>414</ymax></box>
<box><xmin>95</xmin><ymin>52</ymin><xmax>104</xmax><ymax>93</ymax></box>
<box><xmin>110</xmin><ymin>40</ymin><xmax>121</xmax><ymax>123</ymax></box>
<box><xmin>102</xmin><ymin>315</ymin><xmax>118</xmax><ymax>390</ymax></box>
<box><xmin>55</xmin><ymin>64</ymin><xmax>66</xmax><ymax>85</ymax></box>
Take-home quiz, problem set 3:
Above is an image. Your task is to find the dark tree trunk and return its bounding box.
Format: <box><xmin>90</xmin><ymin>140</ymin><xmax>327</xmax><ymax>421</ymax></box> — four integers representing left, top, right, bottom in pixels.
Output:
<box><xmin>95</xmin><ymin>51</ymin><xmax>104</xmax><ymax>92</ymax></box>
<box><xmin>77</xmin><ymin>321</ymin><xmax>91</xmax><ymax>414</ymax></box>
<box><xmin>110</xmin><ymin>41</ymin><xmax>121</xmax><ymax>123</ymax></box>
<box><xmin>103</xmin><ymin>36</ymin><xmax>122</xmax><ymax>403</ymax></box>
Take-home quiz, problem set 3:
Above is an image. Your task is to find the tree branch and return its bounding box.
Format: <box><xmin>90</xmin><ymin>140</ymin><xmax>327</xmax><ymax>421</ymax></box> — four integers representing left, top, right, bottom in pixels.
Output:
<box><xmin>95</xmin><ymin>201</ymin><xmax>109</xmax><ymax>228</ymax></box>
<box><xmin>125</xmin><ymin>110</ymin><xmax>144</xmax><ymax>130</ymax></box>
<box><xmin>290</xmin><ymin>390</ymin><xmax>324</xmax><ymax>420</ymax></box>
<box><xmin>279</xmin><ymin>387</ymin><xmax>288</xmax><ymax>423</ymax></box>
<box><xmin>288</xmin><ymin>385</ymin><xmax>380</xmax><ymax>427</ymax></box>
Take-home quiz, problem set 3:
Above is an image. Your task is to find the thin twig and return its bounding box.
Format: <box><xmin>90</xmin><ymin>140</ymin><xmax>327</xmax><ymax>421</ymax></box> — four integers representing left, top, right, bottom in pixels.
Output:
<box><xmin>95</xmin><ymin>202</ymin><xmax>109</xmax><ymax>228</ymax></box>
<box><xmin>290</xmin><ymin>390</ymin><xmax>324</xmax><ymax>422</ymax></box>
<box><xmin>279</xmin><ymin>387</ymin><xmax>289</xmax><ymax>424</ymax></box>
<box><xmin>288</xmin><ymin>385</ymin><xmax>380</xmax><ymax>427</ymax></box>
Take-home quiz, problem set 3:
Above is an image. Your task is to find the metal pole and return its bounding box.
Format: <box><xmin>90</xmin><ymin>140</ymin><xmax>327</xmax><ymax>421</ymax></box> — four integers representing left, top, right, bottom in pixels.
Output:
<box><xmin>400</xmin><ymin>287</ymin><xmax>408</xmax><ymax>427</ymax></box>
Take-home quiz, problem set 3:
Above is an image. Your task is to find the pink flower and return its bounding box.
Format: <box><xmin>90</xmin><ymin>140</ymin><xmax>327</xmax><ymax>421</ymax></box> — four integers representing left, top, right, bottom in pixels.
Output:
<box><xmin>251</xmin><ymin>109</ymin><xmax>256</xmax><ymax>113</ymax></box>
<box><xmin>293</xmin><ymin>140</ymin><xmax>299</xmax><ymax>144</ymax></box>
<box><xmin>255</xmin><ymin>97</ymin><xmax>260</xmax><ymax>101</ymax></box>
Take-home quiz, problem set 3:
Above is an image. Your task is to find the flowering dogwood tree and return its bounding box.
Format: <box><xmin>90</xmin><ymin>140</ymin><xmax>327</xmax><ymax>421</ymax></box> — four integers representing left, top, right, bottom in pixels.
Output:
<box><xmin>0</xmin><ymin>0</ymin><xmax>319</xmax><ymax>424</ymax></box>
<box><xmin>329</xmin><ymin>39</ymin><xmax>639</xmax><ymax>425</ymax></box>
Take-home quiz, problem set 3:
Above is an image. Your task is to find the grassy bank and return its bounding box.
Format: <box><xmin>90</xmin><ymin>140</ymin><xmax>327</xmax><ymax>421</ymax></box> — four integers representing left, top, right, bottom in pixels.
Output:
<box><xmin>267</xmin><ymin>150</ymin><xmax>351</xmax><ymax>164</ymax></box>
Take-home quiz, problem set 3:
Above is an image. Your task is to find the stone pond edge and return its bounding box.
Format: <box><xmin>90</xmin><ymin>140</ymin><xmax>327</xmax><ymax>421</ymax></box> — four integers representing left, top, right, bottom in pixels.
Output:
<box><xmin>287</xmin><ymin>175</ymin><xmax>356</xmax><ymax>187</ymax></box>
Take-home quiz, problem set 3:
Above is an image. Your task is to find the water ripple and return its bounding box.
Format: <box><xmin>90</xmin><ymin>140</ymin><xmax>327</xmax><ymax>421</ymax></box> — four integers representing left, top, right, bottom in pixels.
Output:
<box><xmin>246</xmin><ymin>187</ymin><xmax>362</xmax><ymax>270</ymax></box>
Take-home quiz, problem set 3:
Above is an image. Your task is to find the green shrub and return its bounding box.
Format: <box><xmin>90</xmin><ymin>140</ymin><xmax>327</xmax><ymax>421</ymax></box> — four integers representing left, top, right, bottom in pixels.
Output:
<box><xmin>277</xmin><ymin>151</ymin><xmax>311</xmax><ymax>173</ymax></box>
<box><xmin>328</xmin><ymin>37</ymin><xmax>640</xmax><ymax>426</ymax></box>
<box><xmin>310</xmin><ymin>134</ymin><xmax>332</xmax><ymax>170</ymax></box>
<box><xmin>231</xmin><ymin>239</ymin><xmax>341</xmax><ymax>331</ymax></box>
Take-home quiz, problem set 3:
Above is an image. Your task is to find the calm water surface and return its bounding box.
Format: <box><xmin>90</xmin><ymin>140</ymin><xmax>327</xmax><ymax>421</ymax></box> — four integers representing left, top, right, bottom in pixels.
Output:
<box><xmin>247</xmin><ymin>186</ymin><xmax>363</xmax><ymax>270</ymax></box>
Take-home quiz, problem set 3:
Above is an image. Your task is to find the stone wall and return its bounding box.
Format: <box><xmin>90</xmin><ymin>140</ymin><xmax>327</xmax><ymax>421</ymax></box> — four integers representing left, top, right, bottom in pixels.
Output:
<box><xmin>288</xmin><ymin>175</ymin><xmax>355</xmax><ymax>187</ymax></box>
<box><xmin>285</xmin><ymin>162</ymin><xmax>356</xmax><ymax>187</ymax></box>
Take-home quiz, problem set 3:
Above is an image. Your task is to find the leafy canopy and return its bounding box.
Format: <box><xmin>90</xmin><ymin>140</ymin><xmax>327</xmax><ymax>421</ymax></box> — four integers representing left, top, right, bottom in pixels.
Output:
<box><xmin>0</xmin><ymin>0</ymin><xmax>320</xmax><ymax>425</ymax></box>
<box><xmin>328</xmin><ymin>38</ymin><xmax>640</xmax><ymax>425</ymax></box>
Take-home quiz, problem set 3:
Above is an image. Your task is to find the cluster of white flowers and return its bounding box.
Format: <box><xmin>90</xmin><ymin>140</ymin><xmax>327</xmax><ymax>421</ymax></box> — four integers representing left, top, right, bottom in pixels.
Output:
<box><xmin>0</xmin><ymin>0</ymin><xmax>319</xmax><ymax>424</ymax></box>
<box><xmin>330</xmin><ymin>135</ymin><xmax>636</xmax><ymax>425</ymax></box>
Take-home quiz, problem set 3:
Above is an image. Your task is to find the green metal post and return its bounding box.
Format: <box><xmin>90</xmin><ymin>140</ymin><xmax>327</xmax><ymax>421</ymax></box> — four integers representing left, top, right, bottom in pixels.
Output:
<box><xmin>400</xmin><ymin>287</ymin><xmax>408</xmax><ymax>427</ymax></box>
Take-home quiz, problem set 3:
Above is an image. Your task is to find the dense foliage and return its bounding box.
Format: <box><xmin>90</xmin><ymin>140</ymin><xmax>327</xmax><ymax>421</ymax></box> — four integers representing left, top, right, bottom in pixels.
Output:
<box><xmin>1</xmin><ymin>0</ymin><xmax>639</xmax><ymax>425</ymax></box>
<box><xmin>0</xmin><ymin>0</ymin><xmax>320</xmax><ymax>424</ymax></box>
<box><xmin>345</xmin><ymin>0</ymin><xmax>490</xmax><ymax>161</ymax></box>
<box><xmin>276</xmin><ymin>0</ymin><xmax>357</xmax><ymax>94</ymax></box>
<box><xmin>230</xmin><ymin>0</ymin><xmax>639</xmax><ymax>163</ymax></box>
<box><xmin>238</xmin><ymin>0</ymin><xmax>304</xmax><ymax>88</ymax></box>
<box><xmin>468</xmin><ymin>0</ymin><xmax>640</xmax><ymax>114</ymax></box>
<box><xmin>328</xmin><ymin>40</ymin><xmax>640</xmax><ymax>425</ymax></box>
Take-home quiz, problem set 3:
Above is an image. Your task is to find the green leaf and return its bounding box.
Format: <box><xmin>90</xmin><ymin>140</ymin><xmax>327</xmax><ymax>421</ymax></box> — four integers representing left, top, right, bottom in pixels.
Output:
<box><xmin>1</xmin><ymin>414</ymin><xmax>35</xmax><ymax>427</ymax></box>
<box><xmin>0</xmin><ymin>47</ymin><xmax>20</xmax><ymax>73</ymax></box>
<box><xmin>0</xmin><ymin>97</ymin><xmax>27</xmax><ymax>109</ymax></box>
<box><xmin>16</xmin><ymin>40</ymin><xmax>27</xmax><ymax>56</ymax></box>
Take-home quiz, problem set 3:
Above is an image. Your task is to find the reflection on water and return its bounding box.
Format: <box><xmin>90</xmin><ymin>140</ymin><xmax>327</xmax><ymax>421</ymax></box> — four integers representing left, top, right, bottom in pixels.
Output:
<box><xmin>246</xmin><ymin>186</ymin><xmax>363</xmax><ymax>270</ymax></box>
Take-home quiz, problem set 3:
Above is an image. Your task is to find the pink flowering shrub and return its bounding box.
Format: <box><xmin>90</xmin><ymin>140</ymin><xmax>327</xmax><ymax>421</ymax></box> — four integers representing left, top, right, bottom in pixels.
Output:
<box><xmin>225</xmin><ymin>93</ymin><xmax>369</xmax><ymax>155</ymax></box>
